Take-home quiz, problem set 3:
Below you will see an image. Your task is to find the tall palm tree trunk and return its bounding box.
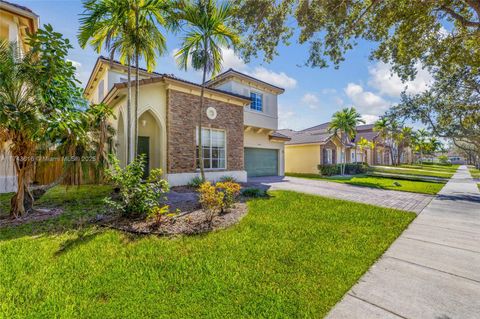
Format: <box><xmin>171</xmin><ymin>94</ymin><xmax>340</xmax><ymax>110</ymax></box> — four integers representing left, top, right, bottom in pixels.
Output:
<box><xmin>135</xmin><ymin>54</ymin><xmax>139</xmax><ymax>159</ymax></box>
<box><xmin>127</xmin><ymin>60</ymin><xmax>132</xmax><ymax>164</ymax></box>
<box><xmin>198</xmin><ymin>62</ymin><xmax>207</xmax><ymax>181</ymax></box>
<box><xmin>134</xmin><ymin>6</ymin><xmax>139</xmax><ymax>159</ymax></box>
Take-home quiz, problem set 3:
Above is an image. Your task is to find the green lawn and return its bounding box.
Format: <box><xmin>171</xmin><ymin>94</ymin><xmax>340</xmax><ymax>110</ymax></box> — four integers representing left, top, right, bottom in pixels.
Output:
<box><xmin>287</xmin><ymin>173</ymin><xmax>445</xmax><ymax>195</ymax></box>
<box><xmin>0</xmin><ymin>186</ymin><xmax>415</xmax><ymax>318</ymax></box>
<box><xmin>370</xmin><ymin>165</ymin><xmax>454</xmax><ymax>179</ymax></box>
<box><xmin>469</xmin><ymin>166</ymin><xmax>480</xmax><ymax>179</ymax></box>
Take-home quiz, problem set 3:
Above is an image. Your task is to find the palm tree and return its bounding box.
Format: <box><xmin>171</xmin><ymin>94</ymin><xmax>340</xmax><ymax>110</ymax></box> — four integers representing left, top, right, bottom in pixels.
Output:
<box><xmin>79</xmin><ymin>0</ymin><xmax>135</xmax><ymax>164</ymax></box>
<box><xmin>329</xmin><ymin>107</ymin><xmax>364</xmax><ymax>175</ymax></box>
<box><xmin>175</xmin><ymin>0</ymin><xmax>240</xmax><ymax>181</ymax></box>
<box><xmin>374</xmin><ymin>117</ymin><xmax>390</xmax><ymax>165</ymax></box>
<box><xmin>80</xmin><ymin>0</ymin><xmax>172</xmax><ymax>163</ymax></box>
<box><xmin>130</xmin><ymin>0</ymin><xmax>171</xmax><ymax>157</ymax></box>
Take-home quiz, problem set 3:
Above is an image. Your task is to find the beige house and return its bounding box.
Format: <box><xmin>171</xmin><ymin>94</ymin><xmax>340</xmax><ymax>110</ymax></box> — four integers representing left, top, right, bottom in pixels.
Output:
<box><xmin>282</xmin><ymin>123</ymin><xmax>394</xmax><ymax>175</ymax></box>
<box><xmin>84</xmin><ymin>59</ymin><xmax>290</xmax><ymax>186</ymax></box>
<box><xmin>0</xmin><ymin>0</ymin><xmax>39</xmax><ymax>193</ymax></box>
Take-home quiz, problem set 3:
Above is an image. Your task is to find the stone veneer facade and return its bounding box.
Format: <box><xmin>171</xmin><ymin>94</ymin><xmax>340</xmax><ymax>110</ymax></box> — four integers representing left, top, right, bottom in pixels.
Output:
<box><xmin>166</xmin><ymin>90</ymin><xmax>244</xmax><ymax>174</ymax></box>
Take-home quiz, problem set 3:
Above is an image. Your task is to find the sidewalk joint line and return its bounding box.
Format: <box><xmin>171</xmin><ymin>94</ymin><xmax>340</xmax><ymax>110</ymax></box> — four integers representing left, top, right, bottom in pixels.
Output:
<box><xmin>347</xmin><ymin>293</ymin><xmax>409</xmax><ymax>319</ymax></box>
<box><xmin>384</xmin><ymin>256</ymin><xmax>480</xmax><ymax>284</ymax></box>
<box><xmin>403</xmin><ymin>236</ymin><xmax>480</xmax><ymax>254</ymax></box>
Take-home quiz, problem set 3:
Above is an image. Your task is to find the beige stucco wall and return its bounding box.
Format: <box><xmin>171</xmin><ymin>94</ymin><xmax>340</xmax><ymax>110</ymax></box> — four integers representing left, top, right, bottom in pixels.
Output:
<box><xmin>215</xmin><ymin>79</ymin><xmax>279</xmax><ymax>130</ymax></box>
<box><xmin>285</xmin><ymin>144</ymin><xmax>320</xmax><ymax>174</ymax></box>
<box><xmin>109</xmin><ymin>82</ymin><xmax>168</xmax><ymax>173</ymax></box>
<box><xmin>244</xmin><ymin>129</ymin><xmax>285</xmax><ymax>175</ymax></box>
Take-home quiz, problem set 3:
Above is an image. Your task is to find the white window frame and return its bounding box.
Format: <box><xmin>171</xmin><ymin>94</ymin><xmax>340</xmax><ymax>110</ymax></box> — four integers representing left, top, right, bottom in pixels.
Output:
<box><xmin>249</xmin><ymin>91</ymin><xmax>264</xmax><ymax>112</ymax></box>
<box><xmin>196</xmin><ymin>127</ymin><xmax>227</xmax><ymax>170</ymax></box>
<box><xmin>326</xmin><ymin>149</ymin><xmax>333</xmax><ymax>164</ymax></box>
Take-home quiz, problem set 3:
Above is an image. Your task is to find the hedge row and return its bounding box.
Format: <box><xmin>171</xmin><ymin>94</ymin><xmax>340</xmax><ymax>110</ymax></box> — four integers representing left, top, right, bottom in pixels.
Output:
<box><xmin>317</xmin><ymin>163</ymin><xmax>369</xmax><ymax>176</ymax></box>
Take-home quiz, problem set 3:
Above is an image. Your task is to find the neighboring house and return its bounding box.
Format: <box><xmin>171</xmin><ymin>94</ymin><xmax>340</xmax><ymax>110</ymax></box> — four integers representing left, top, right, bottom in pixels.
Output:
<box><xmin>0</xmin><ymin>0</ymin><xmax>39</xmax><ymax>194</ymax></box>
<box><xmin>84</xmin><ymin>58</ymin><xmax>290</xmax><ymax>186</ymax></box>
<box><xmin>283</xmin><ymin>123</ymin><xmax>394</xmax><ymax>174</ymax></box>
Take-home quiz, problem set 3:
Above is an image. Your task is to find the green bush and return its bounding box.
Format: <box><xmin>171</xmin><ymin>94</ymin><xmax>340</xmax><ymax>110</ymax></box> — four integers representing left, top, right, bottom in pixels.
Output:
<box><xmin>318</xmin><ymin>164</ymin><xmax>339</xmax><ymax>176</ymax></box>
<box><xmin>318</xmin><ymin>163</ymin><xmax>368</xmax><ymax>176</ymax></box>
<box><xmin>241</xmin><ymin>187</ymin><xmax>267</xmax><ymax>198</ymax></box>
<box><xmin>188</xmin><ymin>176</ymin><xmax>204</xmax><ymax>188</ymax></box>
<box><xmin>344</xmin><ymin>163</ymin><xmax>369</xmax><ymax>174</ymax></box>
<box><xmin>219</xmin><ymin>175</ymin><xmax>237</xmax><ymax>183</ymax></box>
<box><xmin>104</xmin><ymin>154</ymin><xmax>169</xmax><ymax>217</ymax></box>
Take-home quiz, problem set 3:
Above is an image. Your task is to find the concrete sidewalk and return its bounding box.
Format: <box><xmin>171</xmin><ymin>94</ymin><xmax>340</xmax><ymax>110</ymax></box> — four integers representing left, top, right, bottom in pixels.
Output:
<box><xmin>327</xmin><ymin>165</ymin><xmax>480</xmax><ymax>319</ymax></box>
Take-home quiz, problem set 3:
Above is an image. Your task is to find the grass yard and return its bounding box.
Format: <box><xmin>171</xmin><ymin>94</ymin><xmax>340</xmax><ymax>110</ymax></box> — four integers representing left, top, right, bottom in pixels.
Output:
<box><xmin>0</xmin><ymin>186</ymin><xmax>415</xmax><ymax>318</ymax></box>
<box><xmin>399</xmin><ymin>164</ymin><xmax>460</xmax><ymax>173</ymax></box>
<box><xmin>469</xmin><ymin>166</ymin><xmax>480</xmax><ymax>179</ymax></box>
<box><xmin>286</xmin><ymin>173</ymin><xmax>445</xmax><ymax>195</ymax></box>
<box><xmin>370</xmin><ymin>165</ymin><xmax>455</xmax><ymax>179</ymax></box>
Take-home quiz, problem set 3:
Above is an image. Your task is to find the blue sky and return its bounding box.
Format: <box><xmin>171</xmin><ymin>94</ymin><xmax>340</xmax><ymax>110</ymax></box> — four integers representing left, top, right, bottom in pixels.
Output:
<box><xmin>20</xmin><ymin>0</ymin><xmax>432</xmax><ymax>130</ymax></box>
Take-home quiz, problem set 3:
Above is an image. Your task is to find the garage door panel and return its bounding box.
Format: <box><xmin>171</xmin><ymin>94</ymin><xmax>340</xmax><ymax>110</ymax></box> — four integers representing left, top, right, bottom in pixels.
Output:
<box><xmin>244</xmin><ymin>148</ymin><xmax>278</xmax><ymax>177</ymax></box>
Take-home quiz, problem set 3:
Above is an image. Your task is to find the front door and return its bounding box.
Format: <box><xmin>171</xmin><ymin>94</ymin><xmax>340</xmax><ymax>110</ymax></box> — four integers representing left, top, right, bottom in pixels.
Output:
<box><xmin>137</xmin><ymin>136</ymin><xmax>150</xmax><ymax>179</ymax></box>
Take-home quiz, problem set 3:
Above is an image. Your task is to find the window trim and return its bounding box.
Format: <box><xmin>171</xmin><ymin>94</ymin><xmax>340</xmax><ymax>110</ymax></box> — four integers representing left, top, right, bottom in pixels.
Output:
<box><xmin>196</xmin><ymin>127</ymin><xmax>227</xmax><ymax>170</ymax></box>
<box><xmin>326</xmin><ymin>149</ymin><xmax>333</xmax><ymax>164</ymax></box>
<box><xmin>249</xmin><ymin>90</ymin><xmax>264</xmax><ymax>113</ymax></box>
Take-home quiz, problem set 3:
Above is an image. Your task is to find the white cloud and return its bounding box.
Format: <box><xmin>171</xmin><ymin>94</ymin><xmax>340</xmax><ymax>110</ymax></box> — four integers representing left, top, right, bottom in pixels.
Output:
<box><xmin>321</xmin><ymin>88</ymin><xmax>337</xmax><ymax>94</ymax></box>
<box><xmin>248</xmin><ymin>67</ymin><xmax>297</xmax><ymax>89</ymax></box>
<box><xmin>361</xmin><ymin>114</ymin><xmax>380</xmax><ymax>124</ymax></box>
<box><xmin>368</xmin><ymin>62</ymin><xmax>433</xmax><ymax>98</ymax></box>
<box><xmin>301</xmin><ymin>93</ymin><xmax>320</xmax><ymax>109</ymax></box>
<box><xmin>344</xmin><ymin>83</ymin><xmax>390</xmax><ymax>115</ymax></box>
<box><xmin>170</xmin><ymin>47</ymin><xmax>296</xmax><ymax>90</ymax></box>
<box><xmin>220</xmin><ymin>47</ymin><xmax>247</xmax><ymax>71</ymax></box>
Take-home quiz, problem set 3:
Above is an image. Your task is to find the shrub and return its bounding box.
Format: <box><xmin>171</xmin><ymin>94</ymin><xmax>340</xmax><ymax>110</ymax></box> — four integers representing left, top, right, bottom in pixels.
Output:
<box><xmin>147</xmin><ymin>205</ymin><xmax>179</xmax><ymax>225</ymax></box>
<box><xmin>344</xmin><ymin>163</ymin><xmax>368</xmax><ymax>174</ymax></box>
<box><xmin>216</xmin><ymin>181</ymin><xmax>241</xmax><ymax>211</ymax></box>
<box><xmin>104</xmin><ymin>154</ymin><xmax>169</xmax><ymax>218</ymax></box>
<box><xmin>188</xmin><ymin>176</ymin><xmax>204</xmax><ymax>188</ymax></box>
<box><xmin>437</xmin><ymin>155</ymin><xmax>450</xmax><ymax>165</ymax></box>
<box><xmin>241</xmin><ymin>187</ymin><xmax>267</xmax><ymax>198</ymax></box>
<box><xmin>198</xmin><ymin>182</ymin><xmax>224</xmax><ymax>224</ymax></box>
<box><xmin>318</xmin><ymin>163</ymin><xmax>368</xmax><ymax>176</ymax></box>
<box><xmin>219</xmin><ymin>175</ymin><xmax>237</xmax><ymax>183</ymax></box>
<box><xmin>318</xmin><ymin>164</ymin><xmax>339</xmax><ymax>176</ymax></box>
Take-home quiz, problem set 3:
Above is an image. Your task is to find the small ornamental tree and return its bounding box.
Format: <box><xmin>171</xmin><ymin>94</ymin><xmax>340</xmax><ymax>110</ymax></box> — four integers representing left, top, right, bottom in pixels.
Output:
<box><xmin>104</xmin><ymin>154</ymin><xmax>169</xmax><ymax>217</ymax></box>
<box><xmin>0</xmin><ymin>25</ymin><xmax>86</xmax><ymax>217</ymax></box>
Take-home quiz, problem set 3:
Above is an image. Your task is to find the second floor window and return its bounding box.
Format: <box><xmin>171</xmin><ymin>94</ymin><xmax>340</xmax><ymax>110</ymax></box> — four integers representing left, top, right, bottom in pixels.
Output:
<box><xmin>250</xmin><ymin>92</ymin><xmax>263</xmax><ymax>112</ymax></box>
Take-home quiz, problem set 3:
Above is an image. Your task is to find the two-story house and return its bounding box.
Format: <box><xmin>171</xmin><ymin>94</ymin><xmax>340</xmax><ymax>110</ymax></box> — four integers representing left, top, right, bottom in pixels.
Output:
<box><xmin>0</xmin><ymin>0</ymin><xmax>39</xmax><ymax>194</ymax></box>
<box><xmin>84</xmin><ymin>57</ymin><xmax>290</xmax><ymax>186</ymax></box>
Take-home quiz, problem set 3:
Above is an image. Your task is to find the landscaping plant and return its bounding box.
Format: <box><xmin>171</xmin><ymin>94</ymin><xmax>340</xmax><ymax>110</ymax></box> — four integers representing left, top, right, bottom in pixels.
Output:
<box><xmin>198</xmin><ymin>181</ymin><xmax>224</xmax><ymax>225</ymax></box>
<box><xmin>175</xmin><ymin>0</ymin><xmax>240</xmax><ymax>181</ymax></box>
<box><xmin>216</xmin><ymin>181</ymin><xmax>241</xmax><ymax>212</ymax></box>
<box><xmin>104</xmin><ymin>154</ymin><xmax>169</xmax><ymax>217</ymax></box>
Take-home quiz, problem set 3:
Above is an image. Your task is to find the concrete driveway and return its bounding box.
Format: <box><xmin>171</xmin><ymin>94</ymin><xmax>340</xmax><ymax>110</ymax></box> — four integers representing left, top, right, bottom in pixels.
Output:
<box><xmin>247</xmin><ymin>176</ymin><xmax>433</xmax><ymax>213</ymax></box>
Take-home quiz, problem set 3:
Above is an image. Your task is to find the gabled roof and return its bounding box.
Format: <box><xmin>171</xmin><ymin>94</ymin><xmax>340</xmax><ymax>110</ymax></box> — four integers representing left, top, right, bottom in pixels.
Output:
<box><xmin>285</xmin><ymin>122</ymin><xmax>379</xmax><ymax>145</ymax></box>
<box><xmin>0</xmin><ymin>0</ymin><xmax>37</xmax><ymax>15</ymax></box>
<box><xmin>269</xmin><ymin>131</ymin><xmax>291</xmax><ymax>141</ymax></box>
<box><xmin>206</xmin><ymin>68</ymin><xmax>285</xmax><ymax>94</ymax></box>
<box><xmin>85</xmin><ymin>56</ymin><xmax>250</xmax><ymax>101</ymax></box>
<box><xmin>285</xmin><ymin>129</ymin><xmax>335</xmax><ymax>145</ymax></box>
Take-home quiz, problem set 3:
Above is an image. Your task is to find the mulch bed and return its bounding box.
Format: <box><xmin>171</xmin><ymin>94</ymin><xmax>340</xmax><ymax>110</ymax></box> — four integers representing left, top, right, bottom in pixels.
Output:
<box><xmin>100</xmin><ymin>203</ymin><xmax>248</xmax><ymax>236</ymax></box>
<box><xmin>0</xmin><ymin>208</ymin><xmax>64</xmax><ymax>228</ymax></box>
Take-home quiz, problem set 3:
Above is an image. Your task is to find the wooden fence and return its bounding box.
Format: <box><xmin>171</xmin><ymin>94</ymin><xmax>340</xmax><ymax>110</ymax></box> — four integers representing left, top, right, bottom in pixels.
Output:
<box><xmin>33</xmin><ymin>160</ymin><xmax>100</xmax><ymax>186</ymax></box>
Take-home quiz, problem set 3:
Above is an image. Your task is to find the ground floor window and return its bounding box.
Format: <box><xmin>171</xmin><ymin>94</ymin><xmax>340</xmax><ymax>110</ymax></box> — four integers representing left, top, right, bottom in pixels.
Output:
<box><xmin>326</xmin><ymin>149</ymin><xmax>333</xmax><ymax>164</ymax></box>
<box><xmin>196</xmin><ymin>128</ymin><xmax>226</xmax><ymax>169</ymax></box>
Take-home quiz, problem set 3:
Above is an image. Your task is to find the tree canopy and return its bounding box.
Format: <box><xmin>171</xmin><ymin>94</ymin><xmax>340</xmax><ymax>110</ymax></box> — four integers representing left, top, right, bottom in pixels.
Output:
<box><xmin>232</xmin><ymin>0</ymin><xmax>480</xmax><ymax>79</ymax></box>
